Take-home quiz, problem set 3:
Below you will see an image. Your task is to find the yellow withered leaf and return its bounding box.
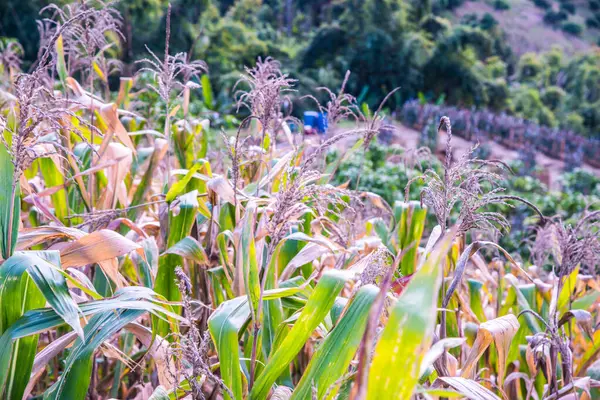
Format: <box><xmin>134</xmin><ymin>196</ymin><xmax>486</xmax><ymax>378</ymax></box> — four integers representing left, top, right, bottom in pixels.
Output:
<box><xmin>461</xmin><ymin>314</ymin><xmax>520</xmax><ymax>386</ymax></box>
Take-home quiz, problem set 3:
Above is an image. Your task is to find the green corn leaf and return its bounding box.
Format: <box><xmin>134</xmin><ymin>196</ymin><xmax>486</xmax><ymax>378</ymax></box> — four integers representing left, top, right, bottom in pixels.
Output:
<box><xmin>201</xmin><ymin>74</ymin><xmax>214</xmax><ymax>109</ymax></box>
<box><xmin>291</xmin><ymin>284</ymin><xmax>379</xmax><ymax>400</ymax></box>
<box><xmin>0</xmin><ymin>251</ymin><xmax>83</xmax><ymax>399</ymax></box>
<box><xmin>207</xmin><ymin>266</ymin><xmax>231</xmax><ymax>306</ymax></box>
<box><xmin>1</xmin><ymin>124</ymin><xmax>18</xmax><ymax>260</ymax></box>
<box><xmin>55</xmin><ymin>34</ymin><xmax>68</xmax><ymax>83</ymax></box>
<box><xmin>366</xmin><ymin>234</ymin><xmax>451</xmax><ymax>399</ymax></box>
<box><xmin>149</xmin><ymin>386</ymin><xmax>170</xmax><ymax>400</ymax></box>
<box><xmin>504</xmin><ymin>275</ymin><xmax>542</xmax><ymax>333</ymax></box>
<box><xmin>468</xmin><ymin>279</ymin><xmax>486</xmax><ymax>322</ymax></box>
<box><xmin>131</xmin><ymin>237</ymin><xmax>158</xmax><ymax>288</ymax></box>
<box><xmin>208</xmin><ymin>296</ymin><xmax>251</xmax><ymax>400</ymax></box>
<box><xmin>0</xmin><ymin>251</ymin><xmax>83</xmax><ymax>337</ymax></box>
<box><xmin>217</xmin><ymin>230</ymin><xmax>235</xmax><ymax>285</ymax></box>
<box><xmin>0</xmin><ymin>287</ymin><xmax>177</xmax><ymax>399</ymax></box>
<box><xmin>164</xmin><ymin>236</ymin><xmax>208</xmax><ymax>265</ymax></box>
<box><xmin>116</xmin><ymin>77</ymin><xmax>133</xmax><ymax>109</ymax></box>
<box><xmin>44</xmin><ymin>308</ymin><xmax>147</xmax><ymax>399</ymax></box>
<box><xmin>250</xmin><ymin>270</ymin><xmax>350</xmax><ymax>399</ymax></box>
<box><xmin>0</xmin><ymin>267</ymin><xmax>44</xmax><ymax>400</ymax></box>
<box><xmin>236</xmin><ymin>202</ymin><xmax>260</xmax><ymax>320</ymax></box>
<box><xmin>262</xmin><ymin>231</ymin><xmax>333</xmax><ymax>358</ymax></box>
<box><xmin>165</xmin><ymin>161</ymin><xmax>204</xmax><ymax>203</ymax></box>
<box><xmin>129</xmin><ymin>142</ymin><xmax>167</xmax><ymax>220</ymax></box>
<box><xmin>394</xmin><ymin>200</ymin><xmax>427</xmax><ymax>276</ymax></box>
<box><xmin>39</xmin><ymin>158</ymin><xmax>68</xmax><ymax>224</ymax></box>
<box><xmin>155</xmin><ymin>190</ymin><xmax>198</xmax><ymax>336</ymax></box>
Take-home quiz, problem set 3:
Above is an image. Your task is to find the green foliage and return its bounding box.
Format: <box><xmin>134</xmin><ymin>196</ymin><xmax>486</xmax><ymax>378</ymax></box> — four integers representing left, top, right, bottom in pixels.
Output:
<box><xmin>562</xmin><ymin>21</ymin><xmax>584</xmax><ymax>36</ymax></box>
<box><xmin>542</xmin><ymin>86</ymin><xmax>566</xmax><ymax>110</ymax></box>
<box><xmin>560</xmin><ymin>1</ymin><xmax>576</xmax><ymax>14</ymax></box>
<box><xmin>561</xmin><ymin>168</ymin><xmax>600</xmax><ymax>196</ymax></box>
<box><xmin>512</xmin><ymin>87</ymin><xmax>557</xmax><ymax>127</ymax></box>
<box><xmin>329</xmin><ymin>141</ymin><xmax>431</xmax><ymax>205</ymax></box>
<box><xmin>2</xmin><ymin>2</ymin><xmax>600</xmax><ymax>399</ymax></box>
<box><xmin>533</xmin><ymin>0</ymin><xmax>552</xmax><ymax>9</ymax></box>
<box><xmin>494</xmin><ymin>0</ymin><xmax>511</xmax><ymax>10</ymax></box>
<box><xmin>544</xmin><ymin>10</ymin><xmax>569</xmax><ymax>25</ymax></box>
<box><xmin>517</xmin><ymin>53</ymin><xmax>544</xmax><ymax>83</ymax></box>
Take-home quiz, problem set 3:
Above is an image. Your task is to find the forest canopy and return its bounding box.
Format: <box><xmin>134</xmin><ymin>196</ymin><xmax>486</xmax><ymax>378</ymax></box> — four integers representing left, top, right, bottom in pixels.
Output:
<box><xmin>2</xmin><ymin>0</ymin><xmax>600</xmax><ymax>138</ymax></box>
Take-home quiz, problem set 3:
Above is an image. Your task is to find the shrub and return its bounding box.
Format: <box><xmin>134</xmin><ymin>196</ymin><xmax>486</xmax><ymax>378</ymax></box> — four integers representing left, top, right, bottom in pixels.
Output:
<box><xmin>544</xmin><ymin>10</ymin><xmax>568</xmax><ymax>25</ymax></box>
<box><xmin>533</xmin><ymin>0</ymin><xmax>552</xmax><ymax>9</ymax></box>
<box><xmin>541</xmin><ymin>86</ymin><xmax>566</xmax><ymax>110</ymax></box>
<box><xmin>494</xmin><ymin>0</ymin><xmax>511</xmax><ymax>10</ymax></box>
<box><xmin>564</xmin><ymin>112</ymin><xmax>586</xmax><ymax>133</ymax></box>
<box><xmin>562</xmin><ymin>168</ymin><xmax>600</xmax><ymax>195</ymax></box>
<box><xmin>537</xmin><ymin>105</ymin><xmax>558</xmax><ymax>127</ymax></box>
<box><xmin>562</xmin><ymin>21</ymin><xmax>584</xmax><ymax>36</ymax></box>
<box><xmin>517</xmin><ymin>52</ymin><xmax>543</xmax><ymax>82</ymax></box>
<box><xmin>560</xmin><ymin>2</ymin><xmax>576</xmax><ymax>14</ymax></box>
<box><xmin>420</xmin><ymin>15</ymin><xmax>452</xmax><ymax>37</ymax></box>
<box><xmin>480</xmin><ymin>13</ymin><xmax>499</xmax><ymax>30</ymax></box>
<box><xmin>586</xmin><ymin>17</ymin><xmax>600</xmax><ymax>29</ymax></box>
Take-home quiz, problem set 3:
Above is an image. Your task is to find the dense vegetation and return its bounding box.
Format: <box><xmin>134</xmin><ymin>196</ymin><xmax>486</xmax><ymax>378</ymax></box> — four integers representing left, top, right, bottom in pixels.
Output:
<box><xmin>0</xmin><ymin>1</ymin><xmax>599</xmax><ymax>400</ymax></box>
<box><xmin>3</xmin><ymin>0</ymin><xmax>600</xmax><ymax>138</ymax></box>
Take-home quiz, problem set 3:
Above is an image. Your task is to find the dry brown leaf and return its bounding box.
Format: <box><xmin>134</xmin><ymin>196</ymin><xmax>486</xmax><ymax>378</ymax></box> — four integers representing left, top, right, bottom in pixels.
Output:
<box><xmin>97</xmin><ymin>143</ymin><xmax>133</xmax><ymax>209</ymax></box>
<box><xmin>125</xmin><ymin>323</ymin><xmax>175</xmax><ymax>390</ymax></box>
<box><xmin>207</xmin><ymin>176</ymin><xmax>236</xmax><ymax>204</ymax></box>
<box><xmin>17</xmin><ymin>226</ymin><xmax>86</xmax><ymax>250</ymax></box>
<box><xmin>60</xmin><ymin>229</ymin><xmax>140</xmax><ymax>268</ymax></box>
<box><xmin>99</xmin><ymin>102</ymin><xmax>136</xmax><ymax>153</ymax></box>
<box><xmin>279</xmin><ymin>235</ymin><xmax>343</xmax><ymax>281</ymax></box>
<box><xmin>420</xmin><ymin>338</ymin><xmax>466</xmax><ymax>377</ymax></box>
<box><xmin>361</xmin><ymin>191</ymin><xmax>392</xmax><ymax>214</ymax></box>
<box><xmin>24</xmin><ymin>332</ymin><xmax>79</xmax><ymax>398</ymax></box>
<box><xmin>98</xmin><ymin>257</ymin><xmax>128</xmax><ymax>289</ymax></box>
<box><xmin>23</xmin><ymin>193</ymin><xmax>62</xmax><ymax>225</ymax></box>
<box><xmin>559</xmin><ymin>309</ymin><xmax>595</xmax><ymax>341</ymax></box>
<box><xmin>438</xmin><ymin>377</ymin><xmax>501</xmax><ymax>400</ymax></box>
<box><xmin>258</xmin><ymin>149</ymin><xmax>294</xmax><ymax>189</ymax></box>
<box><xmin>271</xmin><ymin>386</ymin><xmax>293</xmax><ymax>399</ymax></box>
<box><xmin>461</xmin><ymin>314</ymin><xmax>520</xmax><ymax>386</ymax></box>
<box><xmin>504</xmin><ymin>372</ymin><xmax>537</xmax><ymax>400</ymax></box>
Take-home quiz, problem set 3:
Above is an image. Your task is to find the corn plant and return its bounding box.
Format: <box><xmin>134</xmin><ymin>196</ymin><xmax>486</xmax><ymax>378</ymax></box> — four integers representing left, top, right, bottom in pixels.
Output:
<box><xmin>0</xmin><ymin>2</ymin><xmax>599</xmax><ymax>400</ymax></box>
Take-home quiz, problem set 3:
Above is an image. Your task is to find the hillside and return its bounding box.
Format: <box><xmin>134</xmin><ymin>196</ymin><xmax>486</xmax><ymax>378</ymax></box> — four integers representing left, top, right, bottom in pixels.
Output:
<box><xmin>452</xmin><ymin>0</ymin><xmax>600</xmax><ymax>55</ymax></box>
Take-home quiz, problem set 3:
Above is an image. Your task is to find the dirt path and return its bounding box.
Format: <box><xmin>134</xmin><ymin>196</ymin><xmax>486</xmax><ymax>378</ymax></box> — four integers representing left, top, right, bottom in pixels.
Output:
<box><xmin>390</xmin><ymin>122</ymin><xmax>600</xmax><ymax>191</ymax></box>
<box><xmin>312</xmin><ymin>121</ymin><xmax>599</xmax><ymax>191</ymax></box>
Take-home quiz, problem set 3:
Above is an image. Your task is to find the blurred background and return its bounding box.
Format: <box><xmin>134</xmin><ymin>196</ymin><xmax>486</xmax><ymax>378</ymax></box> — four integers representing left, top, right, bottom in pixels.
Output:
<box><xmin>2</xmin><ymin>0</ymin><xmax>599</xmax><ymax>136</ymax></box>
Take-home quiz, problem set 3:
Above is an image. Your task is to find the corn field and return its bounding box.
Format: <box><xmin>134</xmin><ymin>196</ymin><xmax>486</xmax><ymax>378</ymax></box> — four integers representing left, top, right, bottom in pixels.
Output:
<box><xmin>0</xmin><ymin>2</ymin><xmax>600</xmax><ymax>400</ymax></box>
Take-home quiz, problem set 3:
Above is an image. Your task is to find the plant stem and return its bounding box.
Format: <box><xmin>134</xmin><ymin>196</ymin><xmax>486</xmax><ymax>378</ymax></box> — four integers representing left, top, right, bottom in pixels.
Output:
<box><xmin>5</xmin><ymin>179</ymin><xmax>18</xmax><ymax>259</ymax></box>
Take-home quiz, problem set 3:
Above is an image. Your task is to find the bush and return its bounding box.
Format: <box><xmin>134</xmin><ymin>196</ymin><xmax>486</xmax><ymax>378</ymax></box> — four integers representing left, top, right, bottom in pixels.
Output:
<box><xmin>586</xmin><ymin>17</ymin><xmax>600</xmax><ymax>29</ymax></box>
<box><xmin>494</xmin><ymin>0</ymin><xmax>511</xmax><ymax>10</ymax></box>
<box><xmin>541</xmin><ymin>86</ymin><xmax>566</xmax><ymax>110</ymax></box>
<box><xmin>562</xmin><ymin>168</ymin><xmax>600</xmax><ymax>195</ymax></box>
<box><xmin>420</xmin><ymin>15</ymin><xmax>452</xmax><ymax>37</ymax></box>
<box><xmin>560</xmin><ymin>2</ymin><xmax>576</xmax><ymax>14</ymax></box>
<box><xmin>590</xmin><ymin>0</ymin><xmax>600</xmax><ymax>11</ymax></box>
<box><xmin>537</xmin><ymin>105</ymin><xmax>558</xmax><ymax>127</ymax></box>
<box><xmin>533</xmin><ymin>0</ymin><xmax>552</xmax><ymax>9</ymax></box>
<box><xmin>544</xmin><ymin>10</ymin><xmax>568</xmax><ymax>25</ymax></box>
<box><xmin>480</xmin><ymin>13</ymin><xmax>499</xmax><ymax>30</ymax></box>
<box><xmin>562</xmin><ymin>21</ymin><xmax>584</xmax><ymax>36</ymax></box>
<box><xmin>517</xmin><ymin>53</ymin><xmax>543</xmax><ymax>82</ymax></box>
<box><xmin>564</xmin><ymin>112</ymin><xmax>586</xmax><ymax>133</ymax></box>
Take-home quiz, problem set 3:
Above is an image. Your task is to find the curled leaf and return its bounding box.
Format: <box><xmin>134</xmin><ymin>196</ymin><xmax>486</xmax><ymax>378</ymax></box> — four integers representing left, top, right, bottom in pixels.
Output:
<box><xmin>461</xmin><ymin>314</ymin><xmax>520</xmax><ymax>386</ymax></box>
